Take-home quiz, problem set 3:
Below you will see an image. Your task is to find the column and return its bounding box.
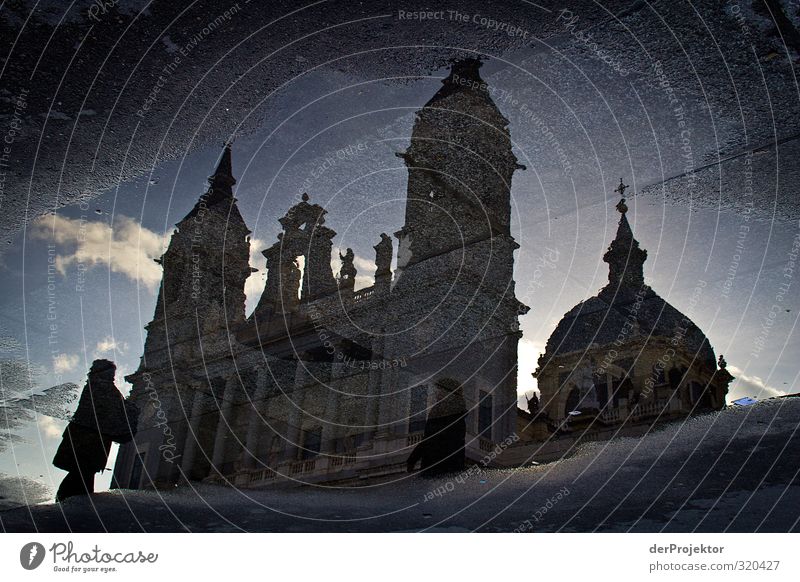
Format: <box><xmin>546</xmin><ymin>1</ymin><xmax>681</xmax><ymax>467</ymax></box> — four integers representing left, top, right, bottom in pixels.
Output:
<box><xmin>498</xmin><ymin>333</ymin><xmax>520</xmax><ymax>441</ymax></box>
<box><xmin>180</xmin><ymin>387</ymin><xmax>205</xmax><ymax>479</ymax></box>
<box><xmin>243</xmin><ymin>368</ymin><xmax>272</xmax><ymax>469</ymax></box>
<box><xmin>364</xmin><ymin>334</ymin><xmax>386</xmax><ymax>440</ymax></box>
<box><xmin>376</xmin><ymin>358</ymin><xmax>404</xmax><ymax>438</ymax></box>
<box><xmin>211</xmin><ymin>378</ymin><xmax>237</xmax><ymax>472</ymax></box>
<box><xmin>154</xmin><ymin>389</ymin><xmax>189</xmax><ymax>487</ymax></box>
<box><xmin>321</xmin><ymin>360</ymin><xmax>346</xmax><ymax>454</ymax></box>
<box><xmin>284</xmin><ymin>357</ymin><xmax>309</xmax><ymax>460</ymax></box>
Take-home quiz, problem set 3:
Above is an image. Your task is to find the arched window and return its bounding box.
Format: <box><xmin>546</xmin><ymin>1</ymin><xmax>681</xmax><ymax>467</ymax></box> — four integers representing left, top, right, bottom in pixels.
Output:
<box><xmin>478</xmin><ymin>390</ymin><xmax>493</xmax><ymax>436</ymax></box>
<box><xmin>300</xmin><ymin>427</ymin><xmax>322</xmax><ymax>460</ymax></box>
<box><xmin>668</xmin><ymin>368</ymin><xmax>684</xmax><ymax>389</ymax></box>
<box><xmin>690</xmin><ymin>381</ymin><xmax>713</xmax><ymax>408</ymax></box>
<box><xmin>619</xmin><ymin>378</ymin><xmax>634</xmax><ymax>405</ymax></box>
<box><xmin>129</xmin><ymin>451</ymin><xmax>146</xmax><ymax>489</ymax></box>
<box><xmin>608</xmin><ymin>377</ymin><xmax>631</xmax><ymax>407</ymax></box>
<box><xmin>595</xmin><ymin>377</ymin><xmax>609</xmax><ymax>408</ymax></box>
<box><xmin>565</xmin><ymin>387</ymin><xmax>580</xmax><ymax>416</ymax></box>
<box><xmin>409</xmin><ymin>384</ymin><xmax>428</xmax><ymax>433</ymax></box>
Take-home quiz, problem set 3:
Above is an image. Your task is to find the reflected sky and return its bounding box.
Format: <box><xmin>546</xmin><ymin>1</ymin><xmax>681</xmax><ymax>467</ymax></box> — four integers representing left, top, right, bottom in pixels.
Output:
<box><xmin>1</xmin><ymin>52</ymin><xmax>798</xmax><ymax>497</ymax></box>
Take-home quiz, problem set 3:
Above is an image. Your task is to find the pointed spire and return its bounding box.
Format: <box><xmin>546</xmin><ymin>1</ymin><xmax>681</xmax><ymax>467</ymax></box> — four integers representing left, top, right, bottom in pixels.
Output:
<box><xmin>603</xmin><ymin>179</ymin><xmax>647</xmax><ymax>291</ymax></box>
<box><xmin>180</xmin><ymin>143</ymin><xmax>238</xmax><ymax>222</ymax></box>
<box><xmin>206</xmin><ymin>142</ymin><xmax>236</xmax><ymax>204</ymax></box>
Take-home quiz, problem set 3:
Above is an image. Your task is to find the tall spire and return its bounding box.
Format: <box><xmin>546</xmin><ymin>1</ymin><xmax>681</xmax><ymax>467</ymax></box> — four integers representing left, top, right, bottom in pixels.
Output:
<box><xmin>394</xmin><ymin>57</ymin><xmax>518</xmax><ymax>273</ymax></box>
<box><xmin>603</xmin><ymin>178</ymin><xmax>647</xmax><ymax>291</ymax></box>
<box><xmin>206</xmin><ymin>141</ymin><xmax>236</xmax><ymax>205</ymax></box>
<box><xmin>140</xmin><ymin>141</ymin><xmax>251</xmax><ymax>370</ymax></box>
<box><xmin>181</xmin><ymin>143</ymin><xmax>237</xmax><ymax>222</ymax></box>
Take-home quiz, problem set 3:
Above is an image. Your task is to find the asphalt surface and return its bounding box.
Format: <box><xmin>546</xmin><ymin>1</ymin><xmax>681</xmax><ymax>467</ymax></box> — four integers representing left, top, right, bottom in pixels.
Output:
<box><xmin>3</xmin><ymin>399</ymin><xmax>798</xmax><ymax>532</ymax></box>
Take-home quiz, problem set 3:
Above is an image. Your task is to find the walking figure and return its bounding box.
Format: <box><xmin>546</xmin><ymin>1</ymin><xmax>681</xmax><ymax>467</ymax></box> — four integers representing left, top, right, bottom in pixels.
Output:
<box><xmin>53</xmin><ymin>359</ymin><xmax>138</xmax><ymax>501</ymax></box>
<box><xmin>406</xmin><ymin>378</ymin><xmax>467</xmax><ymax>476</ymax></box>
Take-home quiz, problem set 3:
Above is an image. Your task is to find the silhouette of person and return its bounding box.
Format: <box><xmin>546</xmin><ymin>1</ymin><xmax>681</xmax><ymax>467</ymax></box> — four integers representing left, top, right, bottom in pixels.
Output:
<box><xmin>53</xmin><ymin>359</ymin><xmax>138</xmax><ymax>502</ymax></box>
<box><xmin>406</xmin><ymin>378</ymin><xmax>467</xmax><ymax>476</ymax></box>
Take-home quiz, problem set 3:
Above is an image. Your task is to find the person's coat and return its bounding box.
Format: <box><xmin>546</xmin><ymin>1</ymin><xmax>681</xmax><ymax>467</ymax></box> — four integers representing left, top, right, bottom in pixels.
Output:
<box><xmin>53</xmin><ymin>369</ymin><xmax>138</xmax><ymax>474</ymax></box>
<box><xmin>407</xmin><ymin>383</ymin><xmax>467</xmax><ymax>476</ymax></box>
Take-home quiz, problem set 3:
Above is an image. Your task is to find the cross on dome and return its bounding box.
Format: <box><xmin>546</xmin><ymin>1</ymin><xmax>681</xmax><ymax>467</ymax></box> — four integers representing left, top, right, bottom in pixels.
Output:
<box><xmin>614</xmin><ymin>178</ymin><xmax>630</xmax><ymax>214</ymax></box>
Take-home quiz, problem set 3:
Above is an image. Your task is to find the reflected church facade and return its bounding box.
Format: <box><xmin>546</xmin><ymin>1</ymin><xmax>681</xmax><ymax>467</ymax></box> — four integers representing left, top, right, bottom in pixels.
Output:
<box><xmin>114</xmin><ymin>59</ymin><xmax>528</xmax><ymax>489</ymax></box>
<box><xmin>113</xmin><ymin>60</ymin><xmax>733</xmax><ymax>490</ymax></box>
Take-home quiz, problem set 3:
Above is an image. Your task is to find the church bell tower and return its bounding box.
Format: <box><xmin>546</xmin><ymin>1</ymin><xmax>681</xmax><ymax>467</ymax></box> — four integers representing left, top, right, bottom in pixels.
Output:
<box><xmin>394</xmin><ymin>58</ymin><xmax>524</xmax><ymax>275</ymax></box>
<box><xmin>388</xmin><ymin>59</ymin><xmax>529</xmax><ymax>443</ymax></box>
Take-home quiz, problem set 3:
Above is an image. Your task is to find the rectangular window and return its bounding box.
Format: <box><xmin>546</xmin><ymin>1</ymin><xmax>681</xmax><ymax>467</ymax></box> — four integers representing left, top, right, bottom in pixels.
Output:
<box><xmin>478</xmin><ymin>391</ymin><xmax>493</xmax><ymax>436</ymax></box>
<box><xmin>300</xmin><ymin>427</ymin><xmax>322</xmax><ymax>460</ymax></box>
<box><xmin>333</xmin><ymin>432</ymin><xmax>367</xmax><ymax>453</ymax></box>
<box><xmin>129</xmin><ymin>451</ymin><xmax>146</xmax><ymax>489</ymax></box>
<box><xmin>596</xmin><ymin>378</ymin><xmax>609</xmax><ymax>408</ymax></box>
<box><xmin>690</xmin><ymin>381</ymin><xmax>706</xmax><ymax>405</ymax></box>
<box><xmin>409</xmin><ymin>384</ymin><xmax>428</xmax><ymax>433</ymax></box>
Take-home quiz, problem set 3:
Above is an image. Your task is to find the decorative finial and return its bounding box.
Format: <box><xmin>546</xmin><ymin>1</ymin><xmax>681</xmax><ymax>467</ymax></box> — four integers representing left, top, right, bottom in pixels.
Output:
<box><xmin>614</xmin><ymin>178</ymin><xmax>628</xmax><ymax>198</ymax></box>
<box><xmin>614</xmin><ymin>178</ymin><xmax>629</xmax><ymax>214</ymax></box>
<box><xmin>302</xmin><ymin>192</ymin><xmax>309</xmax><ymax>202</ymax></box>
<box><xmin>718</xmin><ymin>354</ymin><xmax>727</xmax><ymax>369</ymax></box>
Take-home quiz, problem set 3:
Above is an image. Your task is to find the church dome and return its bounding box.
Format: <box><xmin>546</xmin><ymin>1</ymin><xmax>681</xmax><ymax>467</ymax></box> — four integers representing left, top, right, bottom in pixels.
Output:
<box><xmin>541</xmin><ymin>288</ymin><xmax>715</xmax><ymax>366</ymax></box>
<box><xmin>538</xmin><ymin>185</ymin><xmax>716</xmax><ymax>371</ymax></box>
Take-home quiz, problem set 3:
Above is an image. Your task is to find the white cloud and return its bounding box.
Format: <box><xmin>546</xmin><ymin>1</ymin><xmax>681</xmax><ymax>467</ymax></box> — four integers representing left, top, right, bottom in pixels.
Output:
<box><xmin>353</xmin><ymin>255</ymin><xmax>375</xmax><ymax>290</ymax></box>
<box><xmin>115</xmin><ymin>368</ymin><xmax>133</xmax><ymax>398</ymax></box>
<box><xmin>727</xmin><ymin>365</ymin><xmax>787</xmax><ymax>402</ymax></box>
<box><xmin>244</xmin><ymin>237</ymin><xmax>267</xmax><ymax>313</ymax></box>
<box><xmin>30</xmin><ymin>214</ymin><xmax>169</xmax><ymax>292</ymax></box>
<box><xmin>517</xmin><ymin>338</ymin><xmax>544</xmax><ymax>398</ymax></box>
<box><xmin>37</xmin><ymin>415</ymin><xmax>65</xmax><ymax>439</ymax></box>
<box><xmin>94</xmin><ymin>336</ymin><xmax>127</xmax><ymax>357</ymax></box>
<box><xmin>52</xmin><ymin>353</ymin><xmax>79</xmax><ymax>374</ymax></box>
<box><xmin>332</xmin><ymin>249</ymin><xmax>374</xmax><ymax>290</ymax></box>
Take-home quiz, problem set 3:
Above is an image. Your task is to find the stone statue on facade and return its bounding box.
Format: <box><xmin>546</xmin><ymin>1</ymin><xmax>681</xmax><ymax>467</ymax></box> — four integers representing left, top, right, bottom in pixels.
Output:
<box><xmin>575</xmin><ymin>359</ymin><xmax>600</xmax><ymax>411</ymax></box>
<box><xmin>526</xmin><ymin>391</ymin><xmax>540</xmax><ymax>416</ymax></box>
<box><xmin>280</xmin><ymin>257</ymin><xmax>302</xmax><ymax>308</ymax></box>
<box><xmin>374</xmin><ymin>233</ymin><xmax>392</xmax><ymax>277</ymax></box>
<box><xmin>339</xmin><ymin>247</ymin><xmax>357</xmax><ymax>288</ymax></box>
